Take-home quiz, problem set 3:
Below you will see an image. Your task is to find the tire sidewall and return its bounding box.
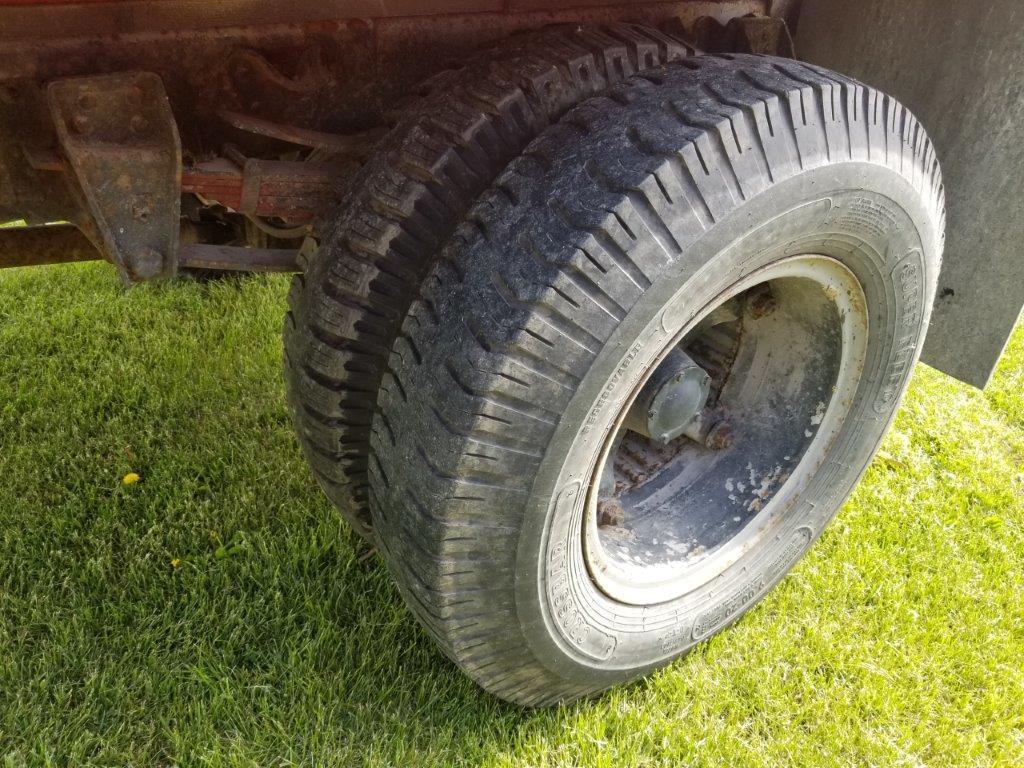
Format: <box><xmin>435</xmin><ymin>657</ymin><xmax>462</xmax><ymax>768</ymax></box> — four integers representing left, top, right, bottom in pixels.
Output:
<box><xmin>514</xmin><ymin>162</ymin><xmax>942</xmax><ymax>686</ymax></box>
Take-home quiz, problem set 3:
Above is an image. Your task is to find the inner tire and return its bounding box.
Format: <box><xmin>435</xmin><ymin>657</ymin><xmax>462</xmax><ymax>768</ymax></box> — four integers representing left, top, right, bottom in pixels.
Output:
<box><xmin>284</xmin><ymin>23</ymin><xmax>696</xmax><ymax>539</ymax></box>
<box><xmin>370</xmin><ymin>54</ymin><xmax>944</xmax><ymax>706</ymax></box>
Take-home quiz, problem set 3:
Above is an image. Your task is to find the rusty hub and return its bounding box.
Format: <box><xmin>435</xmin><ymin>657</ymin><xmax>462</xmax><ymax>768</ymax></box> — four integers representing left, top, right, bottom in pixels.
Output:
<box><xmin>584</xmin><ymin>256</ymin><xmax>869</xmax><ymax>605</ymax></box>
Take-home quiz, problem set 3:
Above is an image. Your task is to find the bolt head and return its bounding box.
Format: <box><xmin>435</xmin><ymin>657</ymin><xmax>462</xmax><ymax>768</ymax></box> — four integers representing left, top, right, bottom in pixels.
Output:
<box><xmin>128</xmin><ymin>247</ymin><xmax>164</xmax><ymax>281</ymax></box>
<box><xmin>597</xmin><ymin>498</ymin><xmax>625</xmax><ymax>528</ymax></box>
<box><xmin>748</xmin><ymin>289</ymin><xmax>779</xmax><ymax>319</ymax></box>
<box><xmin>70</xmin><ymin>114</ymin><xmax>91</xmax><ymax>135</ymax></box>
<box><xmin>704</xmin><ymin>421</ymin><xmax>734</xmax><ymax>451</ymax></box>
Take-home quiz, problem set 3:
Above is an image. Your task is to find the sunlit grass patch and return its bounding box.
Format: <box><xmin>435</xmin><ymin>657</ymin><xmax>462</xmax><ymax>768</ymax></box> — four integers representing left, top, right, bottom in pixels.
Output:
<box><xmin>1</xmin><ymin>262</ymin><xmax>1021</xmax><ymax>766</ymax></box>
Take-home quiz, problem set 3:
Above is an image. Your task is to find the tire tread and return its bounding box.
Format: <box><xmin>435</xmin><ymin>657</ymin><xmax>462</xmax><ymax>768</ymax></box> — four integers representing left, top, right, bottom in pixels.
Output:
<box><xmin>370</xmin><ymin>54</ymin><xmax>945</xmax><ymax>705</ymax></box>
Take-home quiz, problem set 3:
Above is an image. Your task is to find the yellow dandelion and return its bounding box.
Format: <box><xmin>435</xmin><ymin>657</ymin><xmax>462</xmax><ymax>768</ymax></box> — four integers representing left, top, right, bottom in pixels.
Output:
<box><xmin>122</xmin><ymin>472</ymin><xmax>141</xmax><ymax>485</ymax></box>
<box><xmin>170</xmin><ymin>558</ymin><xmax>181</xmax><ymax>569</ymax></box>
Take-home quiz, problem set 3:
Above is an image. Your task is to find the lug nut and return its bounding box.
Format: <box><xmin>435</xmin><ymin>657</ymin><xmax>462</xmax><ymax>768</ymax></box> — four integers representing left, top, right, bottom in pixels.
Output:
<box><xmin>748</xmin><ymin>286</ymin><xmax>778</xmax><ymax>318</ymax></box>
<box><xmin>704</xmin><ymin>420</ymin><xmax>734</xmax><ymax>450</ymax></box>
<box><xmin>597</xmin><ymin>498</ymin><xmax>625</xmax><ymax>528</ymax></box>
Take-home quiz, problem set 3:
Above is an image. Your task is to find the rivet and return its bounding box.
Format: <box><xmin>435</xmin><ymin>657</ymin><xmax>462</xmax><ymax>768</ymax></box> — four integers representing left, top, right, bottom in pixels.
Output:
<box><xmin>70</xmin><ymin>114</ymin><xmax>91</xmax><ymax>135</ymax></box>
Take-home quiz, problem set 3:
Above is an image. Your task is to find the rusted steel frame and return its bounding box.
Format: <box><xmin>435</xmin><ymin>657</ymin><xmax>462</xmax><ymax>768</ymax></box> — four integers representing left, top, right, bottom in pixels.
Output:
<box><xmin>0</xmin><ymin>0</ymin><xmax>766</xmax><ymax>278</ymax></box>
<box><xmin>179</xmin><ymin>243</ymin><xmax>299</xmax><ymax>272</ymax></box>
<box><xmin>47</xmin><ymin>71</ymin><xmax>182</xmax><ymax>282</ymax></box>
<box><xmin>20</xmin><ymin>151</ymin><xmax>335</xmax><ymax>225</ymax></box>
<box><xmin>182</xmin><ymin>159</ymin><xmax>335</xmax><ymax>224</ymax></box>
<box><xmin>0</xmin><ymin>1</ymin><xmax>767</xmax><ymax>39</ymax></box>
<box><xmin>0</xmin><ymin>1</ymin><xmax>764</xmax><ymax>166</ymax></box>
<box><xmin>0</xmin><ymin>227</ymin><xmax>300</xmax><ymax>274</ymax></box>
<box><xmin>0</xmin><ymin>80</ymin><xmax>85</xmax><ymax>229</ymax></box>
<box><xmin>0</xmin><ymin>225</ymin><xmax>102</xmax><ymax>269</ymax></box>
<box><xmin>219</xmin><ymin>110</ymin><xmax>385</xmax><ymax>156</ymax></box>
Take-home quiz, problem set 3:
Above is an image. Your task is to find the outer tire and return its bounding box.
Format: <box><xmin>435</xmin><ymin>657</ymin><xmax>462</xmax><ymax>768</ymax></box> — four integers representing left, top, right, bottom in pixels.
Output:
<box><xmin>369</xmin><ymin>55</ymin><xmax>945</xmax><ymax>705</ymax></box>
<box><xmin>284</xmin><ymin>24</ymin><xmax>697</xmax><ymax>539</ymax></box>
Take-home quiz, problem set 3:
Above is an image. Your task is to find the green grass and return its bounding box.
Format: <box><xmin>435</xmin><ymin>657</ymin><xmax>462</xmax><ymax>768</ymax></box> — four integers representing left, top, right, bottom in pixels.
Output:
<box><xmin>0</xmin><ymin>262</ymin><xmax>1021</xmax><ymax>767</ymax></box>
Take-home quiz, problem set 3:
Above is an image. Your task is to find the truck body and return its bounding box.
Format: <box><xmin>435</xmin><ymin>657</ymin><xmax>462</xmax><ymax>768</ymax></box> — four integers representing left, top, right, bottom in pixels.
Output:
<box><xmin>1</xmin><ymin>0</ymin><xmax>1020</xmax><ymax>385</ymax></box>
<box><xmin>1</xmin><ymin>0</ymin><xmax>1020</xmax><ymax>706</ymax></box>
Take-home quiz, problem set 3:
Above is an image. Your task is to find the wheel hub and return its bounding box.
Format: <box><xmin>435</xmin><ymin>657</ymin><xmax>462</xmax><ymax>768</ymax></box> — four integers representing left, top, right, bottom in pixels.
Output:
<box><xmin>622</xmin><ymin>348</ymin><xmax>711</xmax><ymax>445</ymax></box>
<box><xmin>584</xmin><ymin>255</ymin><xmax>869</xmax><ymax>606</ymax></box>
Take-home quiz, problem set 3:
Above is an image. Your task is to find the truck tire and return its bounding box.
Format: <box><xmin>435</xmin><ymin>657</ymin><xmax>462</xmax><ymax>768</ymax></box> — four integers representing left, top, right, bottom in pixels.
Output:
<box><xmin>284</xmin><ymin>24</ymin><xmax>697</xmax><ymax>539</ymax></box>
<box><xmin>369</xmin><ymin>54</ymin><xmax>944</xmax><ymax>705</ymax></box>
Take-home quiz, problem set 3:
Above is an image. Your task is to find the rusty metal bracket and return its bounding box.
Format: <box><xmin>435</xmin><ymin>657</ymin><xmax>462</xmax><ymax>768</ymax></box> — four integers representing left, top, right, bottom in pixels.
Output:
<box><xmin>0</xmin><ymin>225</ymin><xmax>101</xmax><ymax>270</ymax></box>
<box><xmin>179</xmin><ymin>243</ymin><xmax>299</xmax><ymax>272</ymax></box>
<box><xmin>219</xmin><ymin>110</ymin><xmax>385</xmax><ymax>157</ymax></box>
<box><xmin>182</xmin><ymin>157</ymin><xmax>338</xmax><ymax>224</ymax></box>
<box><xmin>0</xmin><ymin>80</ymin><xmax>83</xmax><ymax>228</ymax></box>
<box><xmin>47</xmin><ymin>71</ymin><xmax>182</xmax><ymax>283</ymax></box>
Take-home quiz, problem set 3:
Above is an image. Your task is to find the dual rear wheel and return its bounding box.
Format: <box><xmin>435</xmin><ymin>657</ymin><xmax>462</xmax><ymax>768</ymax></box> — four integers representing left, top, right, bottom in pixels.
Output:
<box><xmin>286</xmin><ymin>33</ymin><xmax>944</xmax><ymax>706</ymax></box>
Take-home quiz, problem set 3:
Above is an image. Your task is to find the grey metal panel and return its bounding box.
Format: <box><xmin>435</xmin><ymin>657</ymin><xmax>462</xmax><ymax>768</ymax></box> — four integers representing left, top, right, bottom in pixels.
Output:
<box><xmin>796</xmin><ymin>0</ymin><xmax>1024</xmax><ymax>388</ymax></box>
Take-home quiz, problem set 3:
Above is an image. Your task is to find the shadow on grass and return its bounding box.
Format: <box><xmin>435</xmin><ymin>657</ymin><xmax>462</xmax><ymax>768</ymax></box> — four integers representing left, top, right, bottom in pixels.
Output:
<box><xmin>0</xmin><ymin>265</ymin><xmax>599</xmax><ymax>765</ymax></box>
<box><xmin>3</xmin><ymin>265</ymin><xmax>1021</xmax><ymax>766</ymax></box>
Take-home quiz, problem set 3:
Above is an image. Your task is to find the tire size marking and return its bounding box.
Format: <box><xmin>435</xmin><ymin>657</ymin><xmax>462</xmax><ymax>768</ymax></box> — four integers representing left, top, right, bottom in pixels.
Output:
<box><xmin>874</xmin><ymin>250</ymin><xmax>924</xmax><ymax>414</ymax></box>
<box><xmin>546</xmin><ymin>483</ymin><xmax>617</xmax><ymax>662</ymax></box>
<box><xmin>582</xmin><ymin>341</ymin><xmax>642</xmax><ymax>437</ymax></box>
<box><xmin>658</xmin><ymin>618</ymin><xmax>693</xmax><ymax>655</ymax></box>
<box><xmin>691</xmin><ymin>526</ymin><xmax>812</xmax><ymax>642</ymax></box>
<box><xmin>833</xmin><ymin>197</ymin><xmax>899</xmax><ymax>240</ymax></box>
